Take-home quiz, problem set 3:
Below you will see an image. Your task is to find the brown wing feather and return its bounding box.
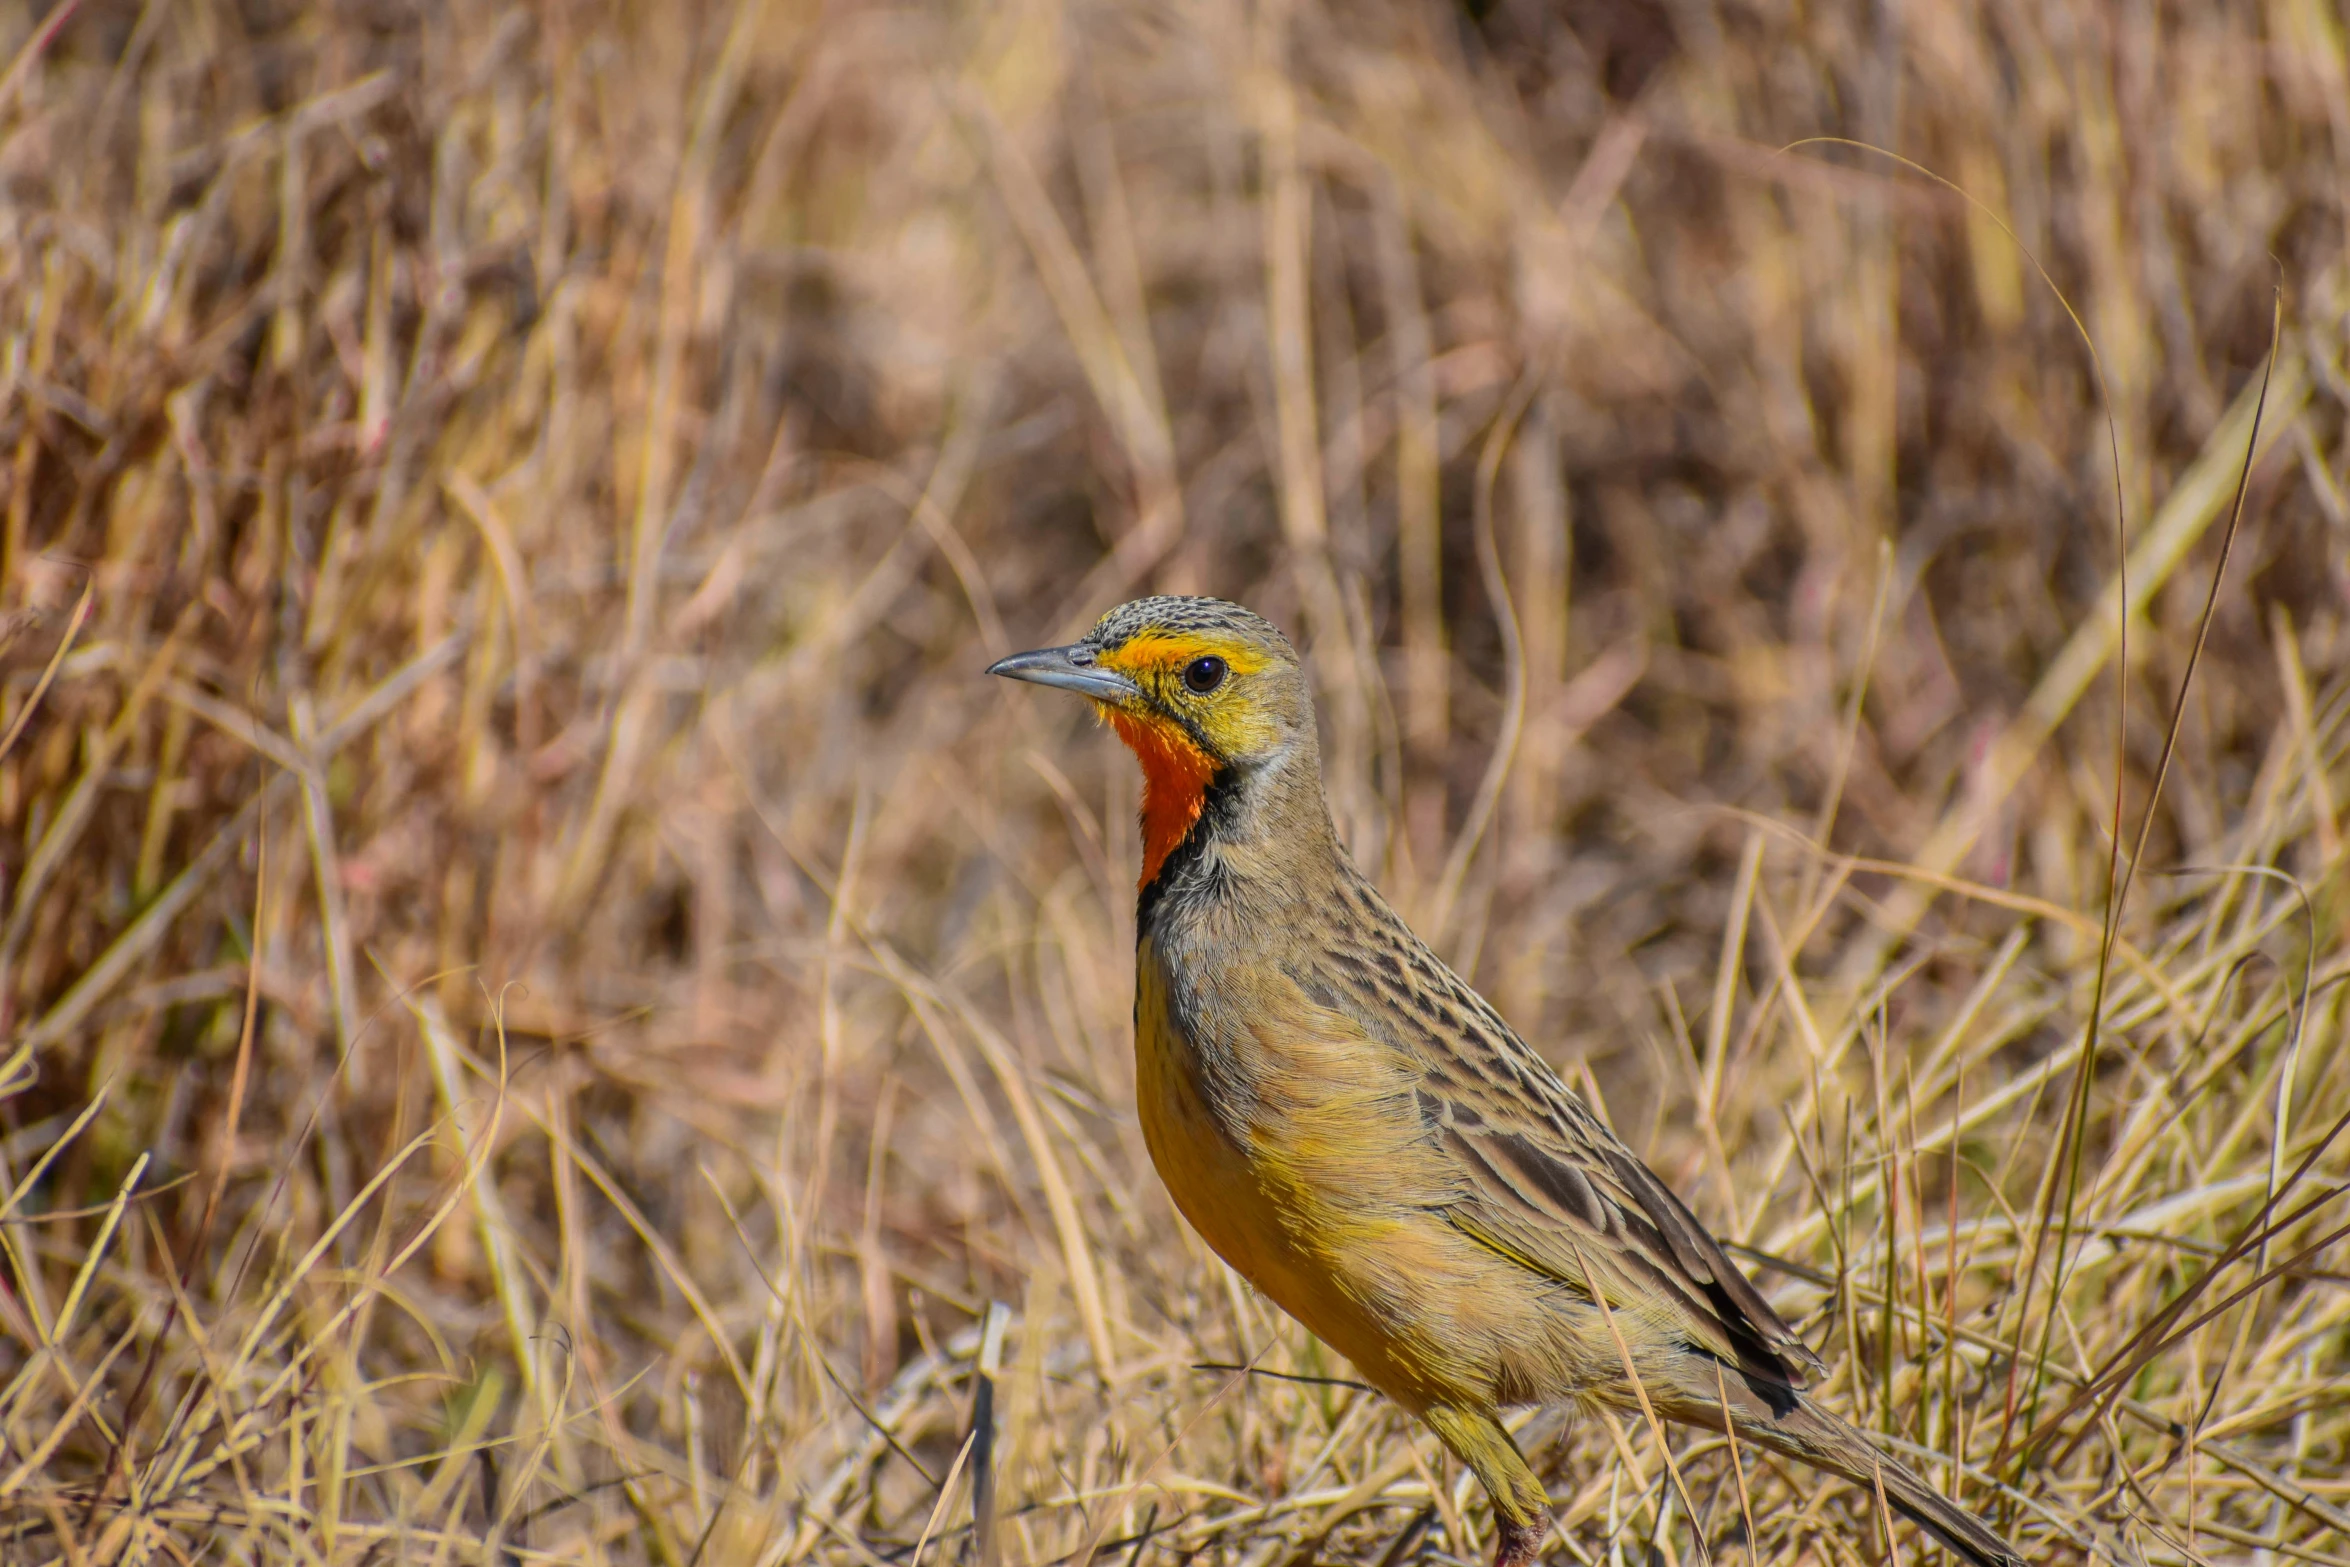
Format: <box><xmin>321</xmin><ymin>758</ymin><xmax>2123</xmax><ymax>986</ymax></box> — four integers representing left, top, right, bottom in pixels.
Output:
<box><xmin>1310</xmin><ymin>865</ymin><xmax>1824</xmax><ymax>1388</ymax></box>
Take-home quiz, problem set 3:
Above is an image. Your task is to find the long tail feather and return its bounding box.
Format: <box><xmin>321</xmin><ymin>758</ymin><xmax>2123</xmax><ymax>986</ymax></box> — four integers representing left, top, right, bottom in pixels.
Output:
<box><xmin>1733</xmin><ymin>1394</ymin><xmax>2022</xmax><ymax>1567</ymax></box>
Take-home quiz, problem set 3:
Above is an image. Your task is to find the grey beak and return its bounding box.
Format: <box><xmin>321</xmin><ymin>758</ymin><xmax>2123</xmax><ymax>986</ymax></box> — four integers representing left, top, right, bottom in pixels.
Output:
<box><xmin>986</xmin><ymin>644</ymin><xmax>1140</xmax><ymax>702</ymax></box>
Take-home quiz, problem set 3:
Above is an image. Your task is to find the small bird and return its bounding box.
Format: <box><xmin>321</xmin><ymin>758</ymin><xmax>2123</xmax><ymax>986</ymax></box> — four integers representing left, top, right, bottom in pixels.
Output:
<box><xmin>990</xmin><ymin>596</ymin><xmax>2020</xmax><ymax>1567</ymax></box>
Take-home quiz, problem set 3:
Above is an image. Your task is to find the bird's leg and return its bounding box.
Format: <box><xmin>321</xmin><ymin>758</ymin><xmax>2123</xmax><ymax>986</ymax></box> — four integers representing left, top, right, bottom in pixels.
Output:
<box><xmin>1492</xmin><ymin>1508</ymin><xmax>1551</xmax><ymax>1567</ymax></box>
<box><xmin>1424</xmin><ymin>1407</ymin><xmax>1554</xmax><ymax>1567</ymax></box>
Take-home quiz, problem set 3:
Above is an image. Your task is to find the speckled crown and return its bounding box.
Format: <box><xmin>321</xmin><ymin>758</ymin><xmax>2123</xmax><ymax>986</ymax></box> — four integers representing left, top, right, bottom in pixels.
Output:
<box><xmin>1086</xmin><ymin>595</ymin><xmax>1298</xmax><ymax>656</ymax></box>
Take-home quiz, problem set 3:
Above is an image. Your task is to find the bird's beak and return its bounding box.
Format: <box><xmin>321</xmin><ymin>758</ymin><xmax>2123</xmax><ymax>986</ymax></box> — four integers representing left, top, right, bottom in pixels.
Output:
<box><xmin>986</xmin><ymin>644</ymin><xmax>1141</xmax><ymax>703</ymax></box>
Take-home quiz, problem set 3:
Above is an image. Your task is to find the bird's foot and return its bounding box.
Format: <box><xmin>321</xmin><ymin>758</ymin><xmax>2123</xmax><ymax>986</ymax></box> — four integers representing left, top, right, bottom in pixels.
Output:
<box><xmin>1492</xmin><ymin>1510</ymin><xmax>1551</xmax><ymax>1567</ymax></box>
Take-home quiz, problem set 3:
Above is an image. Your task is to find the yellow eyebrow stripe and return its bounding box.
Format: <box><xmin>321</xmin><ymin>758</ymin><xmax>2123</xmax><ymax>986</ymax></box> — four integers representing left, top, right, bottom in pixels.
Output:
<box><xmin>1100</xmin><ymin>632</ymin><xmax>1270</xmax><ymax>676</ymax></box>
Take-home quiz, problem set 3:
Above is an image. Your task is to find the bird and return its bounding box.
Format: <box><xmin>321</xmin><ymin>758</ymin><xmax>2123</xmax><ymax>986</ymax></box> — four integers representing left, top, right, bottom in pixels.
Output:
<box><xmin>988</xmin><ymin>595</ymin><xmax>2021</xmax><ymax>1567</ymax></box>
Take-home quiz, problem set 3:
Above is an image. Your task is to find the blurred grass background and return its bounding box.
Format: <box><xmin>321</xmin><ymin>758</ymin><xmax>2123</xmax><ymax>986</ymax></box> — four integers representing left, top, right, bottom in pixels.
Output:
<box><xmin>0</xmin><ymin>0</ymin><xmax>2345</xmax><ymax>1561</ymax></box>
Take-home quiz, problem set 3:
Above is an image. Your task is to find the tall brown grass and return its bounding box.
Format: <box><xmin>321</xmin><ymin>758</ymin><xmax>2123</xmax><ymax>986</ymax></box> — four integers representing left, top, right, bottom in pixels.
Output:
<box><xmin>0</xmin><ymin>0</ymin><xmax>2343</xmax><ymax>1562</ymax></box>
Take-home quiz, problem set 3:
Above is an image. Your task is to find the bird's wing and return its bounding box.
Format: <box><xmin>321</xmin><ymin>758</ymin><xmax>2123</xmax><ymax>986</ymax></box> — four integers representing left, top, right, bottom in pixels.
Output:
<box><xmin>1417</xmin><ymin>1077</ymin><xmax>1823</xmax><ymax>1386</ymax></box>
<box><xmin>1300</xmin><ymin>874</ymin><xmax>1824</xmax><ymax>1388</ymax></box>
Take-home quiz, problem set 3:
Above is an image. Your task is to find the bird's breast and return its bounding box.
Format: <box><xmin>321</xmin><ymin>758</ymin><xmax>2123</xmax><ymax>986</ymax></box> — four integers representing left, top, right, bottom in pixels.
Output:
<box><xmin>1130</xmin><ymin>933</ymin><xmax>1507</xmax><ymax>1407</ymax></box>
<box><xmin>1132</xmin><ymin>937</ymin><xmax>1293</xmax><ymax>1286</ymax></box>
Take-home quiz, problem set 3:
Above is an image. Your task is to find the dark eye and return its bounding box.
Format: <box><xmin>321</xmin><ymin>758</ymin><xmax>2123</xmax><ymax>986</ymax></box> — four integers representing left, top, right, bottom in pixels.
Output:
<box><xmin>1182</xmin><ymin>656</ymin><xmax>1227</xmax><ymax>694</ymax></box>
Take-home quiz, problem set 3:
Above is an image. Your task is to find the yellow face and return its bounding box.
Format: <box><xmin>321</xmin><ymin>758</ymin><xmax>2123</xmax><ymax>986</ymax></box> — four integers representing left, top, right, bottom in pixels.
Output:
<box><xmin>985</xmin><ymin>596</ymin><xmax>1307</xmax><ymax>888</ymax></box>
<box><xmin>1092</xmin><ymin>630</ymin><xmax>1284</xmax><ymax>764</ymax></box>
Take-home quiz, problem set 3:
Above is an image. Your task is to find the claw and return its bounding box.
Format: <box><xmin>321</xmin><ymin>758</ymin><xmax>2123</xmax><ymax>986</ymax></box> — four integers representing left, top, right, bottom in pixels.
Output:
<box><xmin>1493</xmin><ymin>1511</ymin><xmax>1551</xmax><ymax>1567</ymax></box>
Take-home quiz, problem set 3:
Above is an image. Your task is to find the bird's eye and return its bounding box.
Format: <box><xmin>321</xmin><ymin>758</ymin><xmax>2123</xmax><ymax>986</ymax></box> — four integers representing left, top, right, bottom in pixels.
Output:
<box><xmin>1182</xmin><ymin>656</ymin><xmax>1227</xmax><ymax>694</ymax></box>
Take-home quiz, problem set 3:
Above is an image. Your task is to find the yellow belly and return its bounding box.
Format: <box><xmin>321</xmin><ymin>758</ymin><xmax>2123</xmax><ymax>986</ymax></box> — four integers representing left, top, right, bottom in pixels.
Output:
<box><xmin>1132</xmin><ymin>945</ymin><xmax>1492</xmax><ymax>1406</ymax></box>
<box><xmin>1135</xmin><ymin>958</ymin><xmax>1312</xmax><ymax>1299</ymax></box>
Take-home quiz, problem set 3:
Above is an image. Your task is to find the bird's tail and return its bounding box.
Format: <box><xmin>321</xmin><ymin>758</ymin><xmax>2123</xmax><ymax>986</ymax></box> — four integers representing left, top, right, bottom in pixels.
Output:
<box><xmin>1734</xmin><ymin>1393</ymin><xmax>2022</xmax><ymax>1567</ymax></box>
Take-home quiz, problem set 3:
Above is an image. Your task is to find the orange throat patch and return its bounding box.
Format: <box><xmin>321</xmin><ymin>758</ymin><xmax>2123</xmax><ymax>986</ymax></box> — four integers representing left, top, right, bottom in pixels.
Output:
<box><xmin>1106</xmin><ymin>709</ymin><xmax>1218</xmax><ymax>888</ymax></box>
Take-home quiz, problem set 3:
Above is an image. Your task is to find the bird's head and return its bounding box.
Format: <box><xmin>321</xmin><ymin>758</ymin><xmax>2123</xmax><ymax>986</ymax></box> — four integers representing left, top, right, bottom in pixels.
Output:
<box><xmin>987</xmin><ymin>595</ymin><xmax>1315</xmax><ymax>884</ymax></box>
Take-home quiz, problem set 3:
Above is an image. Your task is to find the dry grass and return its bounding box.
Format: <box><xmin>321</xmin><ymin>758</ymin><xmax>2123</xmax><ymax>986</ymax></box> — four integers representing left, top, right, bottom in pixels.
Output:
<box><xmin>0</xmin><ymin>0</ymin><xmax>2343</xmax><ymax>1562</ymax></box>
